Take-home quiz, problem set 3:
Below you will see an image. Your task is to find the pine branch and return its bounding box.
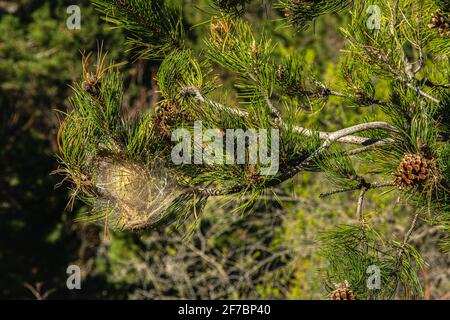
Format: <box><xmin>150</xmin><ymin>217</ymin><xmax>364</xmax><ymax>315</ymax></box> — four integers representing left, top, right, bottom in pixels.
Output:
<box><xmin>345</xmin><ymin>38</ymin><xmax>441</xmax><ymax>105</ymax></box>
<box><xmin>189</xmin><ymin>121</ymin><xmax>399</xmax><ymax>197</ymax></box>
<box><xmin>212</xmin><ymin>0</ymin><xmax>251</xmax><ymax>17</ymax></box>
<box><xmin>356</xmin><ymin>186</ymin><xmax>367</xmax><ymax>243</ymax></box>
<box><xmin>247</xmin><ymin>71</ymin><xmax>281</xmax><ymax>120</ymax></box>
<box><xmin>279</xmin><ymin>0</ymin><xmax>353</xmax><ymax>29</ymax></box>
<box><xmin>395</xmin><ymin>211</ymin><xmax>421</xmax><ymax>270</ymax></box>
<box><xmin>314</xmin><ymin>80</ymin><xmax>350</xmax><ymax>98</ymax></box>
<box><xmin>367</xmin><ymin>47</ymin><xmax>441</xmax><ymax>104</ymax></box>
<box><xmin>275</xmin><ymin>122</ymin><xmax>400</xmax><ymax>185</ymax></box>
<box><xmin>344</xmin><ymin>141</ymin><xmax>391</xmax><ymax>156</ymax></box>
<box><xmin>320</xmin><ymin>181</ymin><xmax>396</xmax><ymax>198</ymax></box>
<box><xmin>182</xmin><ymin>86</ymin><xmax>397</xmax><ymax>146</ymax></box>
<box><xmin>92</xmin><ymin>0</ymin><xmax>184</xmax><ymax>59</ymax></box>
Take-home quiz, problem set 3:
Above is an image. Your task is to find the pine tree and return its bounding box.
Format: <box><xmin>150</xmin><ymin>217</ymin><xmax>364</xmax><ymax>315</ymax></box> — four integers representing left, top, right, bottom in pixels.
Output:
<box><xmin>56</xmin><ymin>0</ymin><xmax>449</xmax><ymax>299</ymax></box>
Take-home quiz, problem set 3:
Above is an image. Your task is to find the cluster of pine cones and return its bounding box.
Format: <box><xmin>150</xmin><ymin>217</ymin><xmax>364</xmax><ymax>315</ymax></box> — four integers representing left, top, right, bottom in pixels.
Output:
<box><xmin>428</xmin><ymin>11</ymin><xmax>450</xmax><ymax>38</ymax></box>
<box><xmin>394</xmin><ymin>153</ymin><xmax>435</xmax><ymax>190</ymax></box>
<box><xmin>330</xmin><ymin>282</ymin><xmax>357</xmax><ymax>300</ymax></box>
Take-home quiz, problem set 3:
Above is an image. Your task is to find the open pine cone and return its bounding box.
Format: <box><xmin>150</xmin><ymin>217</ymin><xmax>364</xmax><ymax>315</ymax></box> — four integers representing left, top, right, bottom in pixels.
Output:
<box><xmin>153</xmin><ymin>101</ymin><xmax>180</xmax><ymax>138</ymax></box>
<box><xmin>394</xmin><ymin>153</ymin><xmax>435</xmax><ymax>190</ymax></box>
<box><xmin>428</xmin><ymin>11</ymin><xmax>450</xmax><ymax>38</ymax></box>
<box><xmin>330</xmin><ymin>282</ymin><xmax>357</xmax><ymax>300</ymax></box>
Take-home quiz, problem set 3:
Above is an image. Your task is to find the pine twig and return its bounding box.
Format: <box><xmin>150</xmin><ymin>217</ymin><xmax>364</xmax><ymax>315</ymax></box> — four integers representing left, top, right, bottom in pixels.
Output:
<box><xmin>395</xmin><ymin>211</ymin><xmax>421</xmax><ymax>270</ymax></box>
<box><xmin>278</xmin><ymin>122</ymin><xmax>399</xmax><ymax>182</ymax></box>
<box><xmin>199</xmin><ymin>124</ymin><xmax>400</xmax><ymax>197</ymax></box>
<box><xmin>345</xmin><ymin>141</ymin><xmax>391</xmax><ymax>156</ymax></box>
<box><xmin>356</xmin><ymin>186</ymin><xmax>368</xmax><ymax>242</ymax></box>
<box><xmin>362</xmin><ymin>45</ymin><xmax>441</xmax><ymax>105</ymax></box>
<box><xmin>247</xmin><ymin>72</ymin><xmax>281</xmax><ymax>120</ymax></box>
<box><xmin>182</xmin><ymin>85</ymin><xmax>400</xmax><ymax>198</ymax></box>
<box><xmin>182</xmin><ymin>86</ymin><xmax>397</xmax><ymax>146</ymax></box>
<box><xmin>23</xmin><ymin>282</ymin><xmax>55</xmax><ymax>300</ymax></box>
<box><xmin>320</xmin><ymin>181</ymin><xmax>396</xmax><ymax>198</ymax></box>
<box><xmin>314</xmin><ymin>80</ymin><xmax>354</xmax><ymax>99</ymax></box>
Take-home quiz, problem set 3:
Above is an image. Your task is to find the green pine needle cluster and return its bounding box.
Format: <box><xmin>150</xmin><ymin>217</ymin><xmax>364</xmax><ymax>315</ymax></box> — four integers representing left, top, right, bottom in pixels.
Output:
<box><xmin>211</xmin><ymin>0</ymin><xmax>252</xmax><ymax>17</ymax></box>
<box><xmin>92</xmin><ymin>0</ymin><xmax>185</xmax><ymax>59</ymax></box>
<box><xmin>278</xmin><ymin>0</ymin><xmax>353</xmax><ymax>29</ymax></box>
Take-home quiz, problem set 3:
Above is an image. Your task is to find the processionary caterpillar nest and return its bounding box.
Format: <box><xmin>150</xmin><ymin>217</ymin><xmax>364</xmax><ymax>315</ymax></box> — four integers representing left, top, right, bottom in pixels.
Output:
<box><xmin>93</xmin><ymin>157</ymin><xmax>182</xmax><ymax>230</ymax></box>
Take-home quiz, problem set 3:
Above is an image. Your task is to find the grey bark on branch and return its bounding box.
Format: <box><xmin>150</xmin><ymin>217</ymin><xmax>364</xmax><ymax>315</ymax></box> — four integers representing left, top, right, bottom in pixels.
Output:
<box><xmin>182</xmin><ymin>86</ymin><xmax>397</xmax><ymax>147</ymax></box>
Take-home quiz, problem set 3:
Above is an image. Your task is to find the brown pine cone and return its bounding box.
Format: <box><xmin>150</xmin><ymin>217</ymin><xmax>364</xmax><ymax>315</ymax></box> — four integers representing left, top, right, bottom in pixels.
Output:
<box><xmin>153</xmin><ymin>101</ymin><xmax>180</xmax><ymax>138</ymax></box>
<box><xmin>330</xmin><ymin>282</ymin><xmax>357</xmax><ymax>300</ymax></box>
<box><xmin>82</xmin><ymin>73</ymin><xmax>102</xmax><ymax>99</ymax></box>
<box><xmin>244</xmin><ymin>164</ymin><xmax>264</xmax><ymax>186</ymax></box>
<box><xmin>428</xmin><ymin>11</ymin><xmax>450</xmax><ymax>38</ymax></box>
<box><xmin>394</xmin><ymin>153</ymin><xmax>435</xmax><ymax>190</ymax></box>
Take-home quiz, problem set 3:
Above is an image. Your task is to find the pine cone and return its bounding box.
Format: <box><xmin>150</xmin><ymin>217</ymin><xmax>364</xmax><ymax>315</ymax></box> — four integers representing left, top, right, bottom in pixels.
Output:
<box><xmin>428</xmin><ymin>11</ymin><xmax>450</xmax><ymax>38</ymax></box>
<box><xmin>153</xmin><ymin>101</ymin><xmax>179</xmax><ymax>138</ymax></box>
<box><xmin>251</xmin><ymin>40</ymin><xmax>258</xmax><ymax>56</ymax></box>
<box><xmin>82</xmin><ymin>73</ymin><xmax>102</xmax><ymax>98</ymax></box>
<box><xmin>210</xmin><ymin>20</ymin><xmax>233</xmax><ymax>48</ymax></box>
<box><xmin>330</xmin><ymin>282</ymin><xmax>357</xmax><ymax>300</ymax></box>
<box><xmin>353</xmin><ymin>85</ymin><xmax>365</xmax><ymax>101</ymax></box>
<box><xmin>394</xmin><ymin>153</ymin><xmax>434</xmax><ymax>190</ymax></box>
<box><xmin>244</xmin><ymin>164</ymin><xmax>264</xmax><ymax>186</ymax></box>
<box><xmin>210</xmin><ymin>20</ymin><xmax>230</xmax><ymax>35</ymax></box>
<box><xmin>276</xmin><ymin>64</ymin><xmax>286</xmax><ymax>81</ymax></box>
